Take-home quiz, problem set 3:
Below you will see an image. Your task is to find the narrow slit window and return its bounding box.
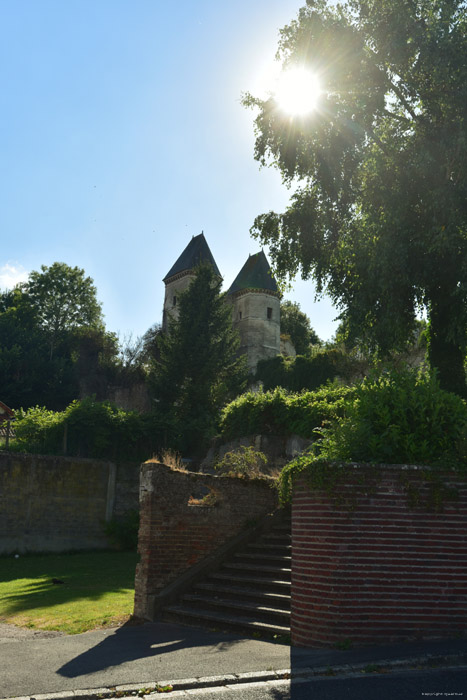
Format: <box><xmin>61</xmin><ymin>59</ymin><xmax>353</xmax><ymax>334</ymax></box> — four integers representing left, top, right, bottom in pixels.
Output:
<box><xmin>267</xmin><ymin>307</ymin><xmax>272</xmax><ymax>319</ymax></box>
<box><xmin>239</xmin><ymin>311</ymin><xmax>242</xmax><ymax>320</ymax></box>
<box><xmin>173</xmin><ymin>296</ymin><xmax>177</xmax><ymax>307</ymax></box>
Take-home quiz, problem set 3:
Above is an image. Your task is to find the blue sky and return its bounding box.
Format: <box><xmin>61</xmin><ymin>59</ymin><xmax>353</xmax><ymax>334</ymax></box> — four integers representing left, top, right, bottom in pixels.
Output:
<box><xmin>1</xmin><ymin>0</ymin><xmax>339</xmax><ymax>343</ymax></box>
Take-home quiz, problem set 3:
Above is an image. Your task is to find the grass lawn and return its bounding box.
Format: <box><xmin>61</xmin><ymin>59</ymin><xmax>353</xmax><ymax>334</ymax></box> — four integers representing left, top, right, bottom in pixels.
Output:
<box><xmin>0</xmin><ymin>550</ymin><xmax>139</xmax><ymax>634</ymax></box>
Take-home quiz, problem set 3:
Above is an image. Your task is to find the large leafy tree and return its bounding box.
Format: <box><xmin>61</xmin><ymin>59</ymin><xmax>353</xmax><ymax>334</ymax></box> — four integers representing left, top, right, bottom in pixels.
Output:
<box><xmin>281</xmin><ymin>299</ymin><xmax>321</xmax><ymax>354</ymax></box>
<box><xmin>151</xmin><ymin>265</ymin><xmax>248</xmax><ymax>454</ymax></box>
<box><xmin>0</xmin><ymin>288</ymin><xmax>78</xmax><ymax>409</ymax></box>
<box><xmin>26</xmin><ymin>262</ymin><xmax>103</xmax><ymax>358</ymax></box>
<box><xmin>245</xmin><ymin>0</ymin><xmax>467</xmax><ymax>394</ymax></box>
<box><xmin>0</xmin><ymin>264</ymin><xmax>113</xmax><ymax>409</ymax></box>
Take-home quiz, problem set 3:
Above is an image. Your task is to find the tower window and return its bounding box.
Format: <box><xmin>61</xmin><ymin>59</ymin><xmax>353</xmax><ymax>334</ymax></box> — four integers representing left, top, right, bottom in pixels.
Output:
<box><xmin>267</xmin><ymin>307</ymin><xmax>272</xmax><ymax>319</ymax></box>
<box><xmin>173</xmin><ymin>296</ymin><xmax>177</xmax><ymax>307</ymax></box>
<box><xmin>239</xmin><ymin>311</ymin><xmax>242</xmax><ymax>320</ymax></box>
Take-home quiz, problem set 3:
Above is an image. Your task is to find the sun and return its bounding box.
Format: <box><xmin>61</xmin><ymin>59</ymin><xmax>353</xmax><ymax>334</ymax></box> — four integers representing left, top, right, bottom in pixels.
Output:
<box><xmin>275</xmin><ymin>67</ymin><xmax>321</xmax><ymax>116</ymax></box>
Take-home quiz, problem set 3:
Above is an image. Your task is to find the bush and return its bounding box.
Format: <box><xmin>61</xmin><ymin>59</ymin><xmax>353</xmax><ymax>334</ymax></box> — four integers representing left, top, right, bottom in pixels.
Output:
<box><xmin>104</xmin><ymin>510</ymin><xmax>140</xmax><ymax>550</ymax></box>
<box><xmin>314</xmin><ymin>369</ymin><xmax>467</xmax><ymax>466</ymax></box>
<box><xmin>214</xmin><ymin>446</ymin><xmax>268</xmax><ymax>478</ymax></box>
<box><xmin>278</xmin><ymin>369</ymin><xmax>467</xmax><ymax>504</ymax></box>
<box><xmin>255</xmin><ymin>349</ymin><xmax>358</xmax><ymax>392</ymax></box>
<box><xmin>12</xmin><ymin>397</ymin><xmax>173</xmax><ymax>461</ymax></box>
<box><xmin>219</xmin><ymin>384</ymin><xmax>354</xmax><ymax>441</ymax></box>
<box><xmin>13</xmin><ymin>406</ymin><xmax>65</xmax><ymax>454</ymax></box>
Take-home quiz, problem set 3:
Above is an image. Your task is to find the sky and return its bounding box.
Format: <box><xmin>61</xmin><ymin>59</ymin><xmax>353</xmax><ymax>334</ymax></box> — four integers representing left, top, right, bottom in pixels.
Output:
<box><xmin>1</xmin><ymin>0</ymin><xmax>339</xmax><ymax>343</ymax></box>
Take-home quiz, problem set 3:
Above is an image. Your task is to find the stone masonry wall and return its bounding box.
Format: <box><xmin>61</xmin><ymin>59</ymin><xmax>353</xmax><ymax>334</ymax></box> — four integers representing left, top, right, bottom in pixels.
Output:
<box><xmin>292</xmin><ymin>464</ymin><xmax>467</xmax><ymax>647</ymax></box>
<box><xmin>0</xmin><ymin>452</ymin><xmax>140</xmax><ymax>553</ymax></box>
<box><xmin>134</xmin><ymin>462</ymin><xmax>278</xmax><ymax>619</ymax></box>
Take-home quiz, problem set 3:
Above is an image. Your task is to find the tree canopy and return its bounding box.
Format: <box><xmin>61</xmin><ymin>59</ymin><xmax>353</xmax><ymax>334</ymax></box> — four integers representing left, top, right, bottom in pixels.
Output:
<box><xmin>0</xmin><ymin>263</ymin><xmax>114</xmax><ymax>410</ymax></box>
<box><xmin>26</xmin><ymin>262</ymin><xmax>103</xmax><ymax>341</ymax></box>
<box><xmin>280</xmin><ymin>299</ymin><xmax>321</xmax><ymax>354</ymax></box>
<box><xmin>245</xmin><ymin>0</ymin><xmax>467</xmax><ymax>394</ymax></box>
<box><xmin>150</xmin><ymin>265</ymin><xmax>248</xmax><ymax>454</ymax></box>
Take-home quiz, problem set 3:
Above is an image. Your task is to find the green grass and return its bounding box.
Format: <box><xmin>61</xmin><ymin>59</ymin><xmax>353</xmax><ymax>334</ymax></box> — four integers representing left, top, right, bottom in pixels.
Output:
<box><xmin>0</xmin><ymin>550</ymin><xmax>139</xmax><ymax>634</ymax></box>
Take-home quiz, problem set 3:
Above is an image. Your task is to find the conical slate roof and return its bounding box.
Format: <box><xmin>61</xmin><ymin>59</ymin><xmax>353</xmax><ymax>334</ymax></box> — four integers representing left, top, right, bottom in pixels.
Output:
<box><xmin>227</xmin><ymin>251</ymin><xmax>278</xmax><ymax>295</ymax></box>
<box><xmin>163</xmin><ymin>233</ymin><xmax>221</xmax><ymax>282</ymax></box>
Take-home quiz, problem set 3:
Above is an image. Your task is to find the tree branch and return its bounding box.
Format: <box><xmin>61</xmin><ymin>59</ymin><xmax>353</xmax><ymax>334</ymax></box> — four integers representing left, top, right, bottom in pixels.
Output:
<box><xmin>382</xmin><ymin>108</ymin><xmax>412</xmax><ymax>124</ymax></box>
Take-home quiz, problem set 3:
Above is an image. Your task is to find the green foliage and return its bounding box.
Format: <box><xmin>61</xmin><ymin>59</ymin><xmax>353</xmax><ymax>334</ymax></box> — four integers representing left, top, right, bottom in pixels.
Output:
<box><xmin>12</xmin><ymin>397</ymin><xmax>168</xmax><ymax>461</ymax></box>
<box><xmin>0</xmin><ymin>288</ymin><xmax>76</xmax><ymax>410</ymax></box>
<box><xmin>104</xmin><ymin>510</ymin><xmax>140</xmax><ymax>550</ymax></box>
<box><xmin>150</xmin><ymin>265</ymin><xmax>248</xmax><ymax>455</ymax></box>
<box><xmin>255</xmin><ymin>349</ymin><xmax>357</xmax><ymax>391</ymax></box>
<box><xmin>220</xmin><ymin>384</ymin><xmax>354</xmax><ymax>441</ymax></box>
<box><xmin>215</xmin><ymin>446</ymin><xmax>268</xmax><ymax>478</ymax></box>
<box><xmin>315</xmin><ymin>370</ymin><xmax>467</xmax><ymax>466</ymax></box>
<box><xmin>278</xmin><ymin>369</ymin><xmax>467</xmax><ymax>504</ymax></box>
<box><xmin>12</xmin><ymin>406</ymin><xmax>63</xmax><ymax>454</ymax></box>
<box><xmin>280</xmin><ymin>299</ymin><xmax>321</xmax><ymax>354</ymax></box>
<box><xmin>244</xmin><ymin>0</ymin><xmax>467</xmax><ymax>395</ymax></box>
<box><xmin>26</xmin><ymin>262</ymin><xmax>103</xmax><ymax>339</ymax></box>
<box><xmin>0</xmin><ymin>269</ymin><xmax>117</xmax><ymax>411</ymax></box>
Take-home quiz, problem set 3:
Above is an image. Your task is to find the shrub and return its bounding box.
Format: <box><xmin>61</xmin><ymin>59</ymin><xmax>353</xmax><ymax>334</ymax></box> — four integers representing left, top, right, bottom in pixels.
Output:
<box><xmin>278</xmin><ymin>369</ymin><xmax>467</xmax><ymax>504</ymax></box>
<box><xmin>13</xmin><ymin>406</ymin><xmax>64</xmax><ymax>454</ymax></box>
<box><xmin>214</xmin><ymin>446</ymin><xmax>268</xmax><ymax>478</ymax></box>
<box><xmin>219</xmin><ymin>384</ymin><xmax>354</xmax><ymax>441</ymax></box>
<box><xmin>12</xmin><ymin>397</ymin><xmax>173</xmax><ymax>461</ymax></box>
<box><xmin>314</xmin><ymin>369</ymin><xmax>467</xmax><ymax>466</ymax></box>
<box><xmin>104</xmin><ymin>510</ymin><xmax>140</xmax><ymax>550</ymax></box>
<box><xmin>255</xmin><ymin>349</ymin><xmax>358</xmax><ymax>392</ymax></box>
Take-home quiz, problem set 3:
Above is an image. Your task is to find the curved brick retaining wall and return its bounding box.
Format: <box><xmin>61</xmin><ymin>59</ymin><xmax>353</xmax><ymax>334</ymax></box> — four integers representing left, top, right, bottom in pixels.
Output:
<box><xmin>291</xmin><ymin>464</ymin><xmax>467</xmax><ymax>647</ymax></box>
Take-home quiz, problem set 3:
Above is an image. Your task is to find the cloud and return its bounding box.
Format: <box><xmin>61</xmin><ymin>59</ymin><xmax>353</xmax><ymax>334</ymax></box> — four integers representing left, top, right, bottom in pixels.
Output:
<box><xmin>0</xmin><ymin>263</ymin><xmax>29</xmax><ymax>291</ymax></box>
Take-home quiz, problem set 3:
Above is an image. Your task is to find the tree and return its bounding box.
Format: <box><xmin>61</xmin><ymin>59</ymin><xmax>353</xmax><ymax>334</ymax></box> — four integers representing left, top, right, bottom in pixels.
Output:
<box><xmin>280</xmin><ymin>299</ymin><xmax>321</xmax><ymax>354</ymax></box>
<box><xmin>0</xmin><ymin>287</ymin><xmax>78</xmax><ymax>409</ymax></box>
<box><xmin>244</xmin><ymin>0</ymin><xmax>467</xmax><ymax>394</ymax></box>
<box><xmin>150</xmin><ymin>265</ymin><xmax>248</xmax><ymax>454</ymax></box>
<box><xmin>0</xmin><ymin>266</ymin><xmax>113</xmax><ymax>410</ymax></box>
<box><xmin>26</xmin><ymin>262</ymin><xmax>103</xmax><ymax>358</ymax></box>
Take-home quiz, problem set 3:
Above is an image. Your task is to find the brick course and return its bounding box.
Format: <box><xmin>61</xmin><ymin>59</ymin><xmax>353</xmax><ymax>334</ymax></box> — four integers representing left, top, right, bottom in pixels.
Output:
<box><xmin>291</xmin><ymin>464</ymin><xmax>467</xmax><ymax>647</ymax></box>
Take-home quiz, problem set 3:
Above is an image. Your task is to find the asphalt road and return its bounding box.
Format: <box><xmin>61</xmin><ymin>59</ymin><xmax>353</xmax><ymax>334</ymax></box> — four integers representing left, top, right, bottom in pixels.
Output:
<box><xmin>167</xmin><ymin>667</ymin><xmax>467</xmax><ymax>698</ymax></box>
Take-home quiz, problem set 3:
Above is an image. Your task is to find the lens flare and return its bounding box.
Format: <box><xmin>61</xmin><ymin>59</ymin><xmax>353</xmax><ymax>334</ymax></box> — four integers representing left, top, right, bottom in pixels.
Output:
<box><xmin>275</xmin><ymin>67</ymin><xmax>321</xmax><ymax>115</ymax></box>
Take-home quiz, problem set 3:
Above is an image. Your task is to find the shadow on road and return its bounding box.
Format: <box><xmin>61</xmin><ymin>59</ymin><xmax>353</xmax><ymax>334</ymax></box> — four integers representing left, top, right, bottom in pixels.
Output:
<box><xmin>58</xmin><ymin>620</ymin><xmax>246</xmax><ymax>678</ymax></box>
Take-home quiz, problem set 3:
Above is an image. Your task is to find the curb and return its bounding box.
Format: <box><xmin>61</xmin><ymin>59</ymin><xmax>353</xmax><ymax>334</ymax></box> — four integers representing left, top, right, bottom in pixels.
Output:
<box><xmin>4</xmin><ymin>652</ymin><xmax>467</xmax><ymax>700</ymax></box>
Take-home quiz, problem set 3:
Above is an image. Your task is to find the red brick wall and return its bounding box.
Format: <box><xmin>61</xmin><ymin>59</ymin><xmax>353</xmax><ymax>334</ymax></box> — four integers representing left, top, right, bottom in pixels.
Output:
<box><xmin>134</xmin><ymin>462</ymin><xmax>277</xmax><ymax>619</ymax></box>
<box><xmin>292</xmin><ymin>465</ymin><xmax>467</xmax><ymax>647</ymax></box>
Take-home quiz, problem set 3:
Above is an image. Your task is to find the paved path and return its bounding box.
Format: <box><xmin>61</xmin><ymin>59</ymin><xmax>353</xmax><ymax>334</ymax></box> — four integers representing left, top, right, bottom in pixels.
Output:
<box><xmin>0</xmin><ymin>622</ymin><xmax>289</xmax><ymax>698</ymax></box>
<box><xmin>0</xmin><ymin>621</ymin><xmax>466</xmax><ymax>699</ymax></box>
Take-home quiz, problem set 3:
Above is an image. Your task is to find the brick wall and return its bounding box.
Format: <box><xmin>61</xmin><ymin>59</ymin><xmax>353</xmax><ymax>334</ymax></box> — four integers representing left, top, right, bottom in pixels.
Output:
<box><xmin>0</xmin><ymin>452</ymin><xmax>140</xmax><ymax>553</ymax></box>
<box><xmin>292</xmin><ymin>464</ymin><xmax>467</xmax><ymax>647</ymax></box>
<box><xmin>134</xmin><ymin>462</ymin><xmax>278</xmax><ymax>619</ymax></box>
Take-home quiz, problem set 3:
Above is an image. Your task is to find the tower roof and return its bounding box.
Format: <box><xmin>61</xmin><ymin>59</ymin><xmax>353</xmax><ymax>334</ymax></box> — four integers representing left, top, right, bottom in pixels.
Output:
<box><xmin>227</xmin><ymin>251</ymin><xmax>278</xmax><ymax>295</ymax></box>
<box><xmin>163</xmin><ymin>233</ymin><xmax>221</xmax><ymax>282</ymax></box>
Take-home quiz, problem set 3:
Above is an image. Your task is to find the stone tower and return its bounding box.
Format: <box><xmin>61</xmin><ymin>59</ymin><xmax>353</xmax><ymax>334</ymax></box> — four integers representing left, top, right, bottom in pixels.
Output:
<box><xmin>227</xmin><ymin>251</ymin><xmax>280</xmax><ymax>372</ymax></box>
<box><xmin>162</xmin><ymin>233</ymin><xmax>221</xmax><ymax>332</ymax></box>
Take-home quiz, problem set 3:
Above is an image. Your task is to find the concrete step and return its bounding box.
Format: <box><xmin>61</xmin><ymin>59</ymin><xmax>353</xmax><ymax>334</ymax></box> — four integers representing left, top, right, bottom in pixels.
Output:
<box><xmin>161</xmin><ymin>515</ymin><xmax>292</xmax><ymax>640</ymax></box>
<box><xmin>180</xmin><ymin>594</ymin><xmax>291</xmax><ymax>624</ymax></box>
<box><xmin>233</xmin><ymin>551</ymin><xmax>292</xmax><ymax>565</ymax></box>
<box><xmin>209</xmin><ymin>571</ymin><xmax>292</xmax><ymax>592</ymax></box>
<box><xmin>194</xmin><ymin>582</ymin><xmax>291</xmax><ymax>607</ymax></box>
<box><xmin>163</xmin><ymin>605</ymin><xmax>290</xmax><ymax>638</ymax></box>
<box><xmin>246</xmin><ymin>542</ymin><xmax>291</xmax><ymax>552</ymax></box>
<box><xmin>222</xmin><ymin>561</ymin><xmax>292</xmax><ymax>579</ymax></box>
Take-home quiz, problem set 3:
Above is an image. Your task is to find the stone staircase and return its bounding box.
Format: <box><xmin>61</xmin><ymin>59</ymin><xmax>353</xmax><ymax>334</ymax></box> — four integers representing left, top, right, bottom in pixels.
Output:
<box><xmin>162</xmin><ymin>517</ymin><xmax>291</xmax><ymax>639</ymax></box>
